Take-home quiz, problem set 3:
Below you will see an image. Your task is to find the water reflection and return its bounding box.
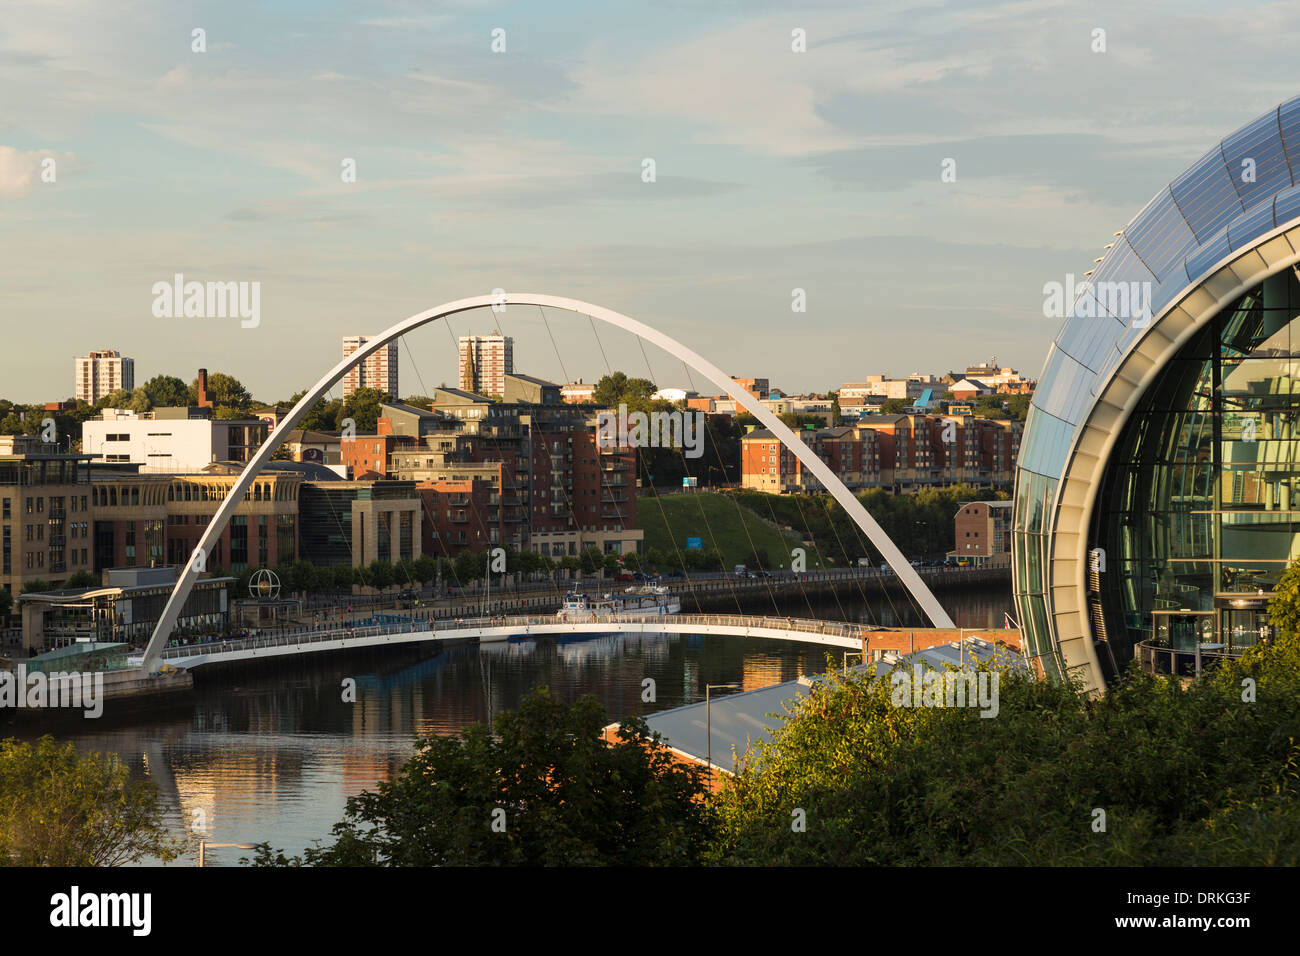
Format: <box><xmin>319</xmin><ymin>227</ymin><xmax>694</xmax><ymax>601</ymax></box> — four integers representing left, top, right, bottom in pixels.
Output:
<box><xmin>35</xmin><ymin>588</ymin><xmax>1010</xmax><ymax>865</ymax></box>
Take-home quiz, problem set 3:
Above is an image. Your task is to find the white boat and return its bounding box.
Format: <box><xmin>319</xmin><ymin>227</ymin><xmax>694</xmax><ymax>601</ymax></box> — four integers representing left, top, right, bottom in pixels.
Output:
<box><xmin>555</xmin><ymin>586</ymin><xmax>680</xmax><ymax>623</ymax></box>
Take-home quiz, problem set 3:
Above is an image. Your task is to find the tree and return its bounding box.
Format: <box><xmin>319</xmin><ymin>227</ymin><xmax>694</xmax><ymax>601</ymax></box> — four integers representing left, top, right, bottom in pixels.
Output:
<box><xmin>367</xmin><ymin>560</ymin><xmax>395</xmax><ymax>591</ymax></box>
<box><xmin>20</xmin><ymin>580</ymin><xmax>51</xmax><ymax>594</ymax></box>
<box><xmin>710</xmin><ymin>617</ymin><xmax>1300</xmax><ymax>866</ymax></box>
<box><xmin>246</xmin><ymin>688</ymin><xmax>713</xmax><ymax>866</ymax></box>
<box><xmin>880</xmin><ymin>398</ymin><xmax>911</xmax><ymax>414</ymax></box>
<box><xmin>191</xmin><ymin>372</ymin><xmax>253</xmax><ymax>413</ymax></box>
<box><xmin>299</xmin><ymin>397</ymin><xmax>342</xmax><ymax>433</ymax></box>
<box><xmin>97</xmin><ymin>388</ymin><xmax>133</xmax><ymax>410</ymax></box>
<box><xmin>340</xmin><ymin>388</ymin><xmax>391</xmax><ymax>434</ymax></box>
<box><xmin>593</xmin><ymin>372</ymin><xmax>656</xmax><ymax>408</ymax></box>
<box><xmin>413</xmin><ymin>555</ymin><xmax>438</xmax><ymax>585</ymax></box>
<box><xmin>141</xmin><ymin>374</ymin><xmax>194</xmax><ymax>408</ymax></box>
<box><xmin>66</xmin><ymin>570</ymin><xmax>98</xmax><ymax>588</ymax></box>
<box><xmin>0</xmin><ymin>737</ymin><xmax>183</xmax><ymax>866</ymax></box>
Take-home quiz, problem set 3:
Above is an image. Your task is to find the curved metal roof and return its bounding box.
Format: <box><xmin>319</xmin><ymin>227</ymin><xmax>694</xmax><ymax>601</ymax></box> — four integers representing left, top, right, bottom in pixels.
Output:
<box><xmin>1022</xmin><ymin>94</ymin><xmax>1300</xmax><ymax>481</ymax></box>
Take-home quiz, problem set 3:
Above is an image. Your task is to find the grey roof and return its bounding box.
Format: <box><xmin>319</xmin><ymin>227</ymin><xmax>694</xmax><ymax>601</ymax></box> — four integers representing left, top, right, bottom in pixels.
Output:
<box><xmin>506</xmin><ymin>372</ymin><xmax>558</xmax><ymax>386</ymax></box>
<box><xmin>383</xmin><ymin>402</ymin><xmax>439</xmax><ymax>418</ymax></box>
<box><xmin>434</xmin><ymin>387</ymin><xmax>491</xmax><ymax>403</ymax></box>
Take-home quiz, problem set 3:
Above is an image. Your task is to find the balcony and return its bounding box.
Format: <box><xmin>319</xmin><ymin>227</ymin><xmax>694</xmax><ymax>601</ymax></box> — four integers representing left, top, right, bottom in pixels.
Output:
<box><xmin>1135</xmin><ymin>639</ymin><xmax>1245</xmax><ymax>678</ymax></box>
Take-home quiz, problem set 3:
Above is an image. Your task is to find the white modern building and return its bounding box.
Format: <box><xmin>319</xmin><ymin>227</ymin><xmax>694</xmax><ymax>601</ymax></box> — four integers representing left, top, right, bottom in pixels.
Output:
<box><xmin>341</xmin><ymin>336</ymin><xmax>399</xmax><ymax>399</ymax></box>
<box><xmin>74</xmin><ymin>350</ymin><xmax>134</xmax><ymax>403</ymax></box>
<box><xmin>82</xmin><ymin>408</ymin><xmax>267</xmax><ymax>473</ymax></box>
<box><xmin>651</xmin><ymin>387</ymin><xmax>698</xmax><ymax>403</ymax></box>
<box><xmin>458</xmin><ymin>332</ymin><xmax>513</xmax><ymax>396</ymax></box>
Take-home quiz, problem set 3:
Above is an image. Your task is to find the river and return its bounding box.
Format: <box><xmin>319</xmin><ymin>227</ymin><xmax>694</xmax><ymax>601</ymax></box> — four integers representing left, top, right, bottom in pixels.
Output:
<box><xmin>17</xmin><ymin>587</ymin><xmax>1011</xmax><ymax>865</ymax></box>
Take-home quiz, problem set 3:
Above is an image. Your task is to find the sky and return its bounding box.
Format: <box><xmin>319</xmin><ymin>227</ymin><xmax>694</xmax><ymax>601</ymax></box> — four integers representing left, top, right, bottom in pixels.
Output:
<box><xmin>4</xmin><ymin>0</ymin><xmax>1300</xmax><ymax>404</ymax></box>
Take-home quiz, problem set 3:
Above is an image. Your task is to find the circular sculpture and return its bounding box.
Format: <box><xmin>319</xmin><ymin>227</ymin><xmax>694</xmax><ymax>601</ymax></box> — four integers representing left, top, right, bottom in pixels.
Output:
<box><xmin>249</xmin><ymin>568</ymin><xmax>281</xmax><ymax>601</ymax></box>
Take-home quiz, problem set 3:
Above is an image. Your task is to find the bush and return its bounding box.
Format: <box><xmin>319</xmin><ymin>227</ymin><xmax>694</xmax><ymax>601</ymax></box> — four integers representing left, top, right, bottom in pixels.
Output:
<box><xmin>246</xmin><ymin>689</ymin><xmax>713</xmax><ymax>866</ymax></box>
<box><xmin>0</xmin><ymin>737</ymin><xmax>182</xmax><ymax>866</ymax></box>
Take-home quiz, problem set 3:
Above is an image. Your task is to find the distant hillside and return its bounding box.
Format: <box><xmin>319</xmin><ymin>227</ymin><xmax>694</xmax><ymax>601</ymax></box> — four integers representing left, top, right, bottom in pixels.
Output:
<box><xmin>636</xmin><ymin>491</ymin><xmax>825</xmax><ymax>570</ymax></box>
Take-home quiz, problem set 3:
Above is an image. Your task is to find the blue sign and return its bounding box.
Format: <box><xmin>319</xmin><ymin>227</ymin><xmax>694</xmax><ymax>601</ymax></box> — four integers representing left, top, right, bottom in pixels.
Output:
<box><xmin>686</xmin><ymin>536</ymin><xmax>703</xmax><ymax>550</ymax></box>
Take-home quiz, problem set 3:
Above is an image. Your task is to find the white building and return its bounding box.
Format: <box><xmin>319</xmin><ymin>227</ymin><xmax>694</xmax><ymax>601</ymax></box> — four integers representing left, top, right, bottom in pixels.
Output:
<box><xmin>82</xmin><ymin>408</ymin><xmax>267</xmax><ymax>473</ymax></box>
<box><xmin>848</xmin><ymin>374</ymin><xmax>937</xmax><ymax>401</ymax></box>
<box><xmin>651</xmin><ymin>387</ymin><xmax>698</xmax><ymax>403</ymax></box>
<box><xmin>341</xmin><ymin>336</ymin><xmax>399</xmax><ymax>399</ymax></box>
<box><xmin>458</xmin><ymin>332</ymin><xmax>513</xmax><ymax>396</ymax></box>
<box><xmin>74</xmin><ymin>350</ymin><xmax>134</xmax><ymax>403</ymax></box>
<box><xmin>561</xmin><ymin>381</ymin><xmax>597</xmax><ymax>404</ymax></box>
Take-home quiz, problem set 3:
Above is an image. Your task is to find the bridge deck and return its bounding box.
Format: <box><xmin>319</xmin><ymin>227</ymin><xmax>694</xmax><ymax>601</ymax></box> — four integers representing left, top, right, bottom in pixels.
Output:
<box><xmin>146</xmin><ymin>613</ymin><xmax>969</xmax><ymax>670</ymax></box>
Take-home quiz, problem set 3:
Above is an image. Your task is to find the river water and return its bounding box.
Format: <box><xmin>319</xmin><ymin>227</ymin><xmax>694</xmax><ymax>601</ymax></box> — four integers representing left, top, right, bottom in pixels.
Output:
<box><xmin>19</xmin><ymin>588</ymin><xmax>1011</xmax><ymax>865</ymax></box>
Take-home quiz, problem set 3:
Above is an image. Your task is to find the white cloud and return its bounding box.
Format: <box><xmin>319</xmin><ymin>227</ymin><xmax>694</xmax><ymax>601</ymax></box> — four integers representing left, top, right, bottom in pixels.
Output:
<box><xmin>0</xmin><ymin>146</ymin><xmax>69</xmax><ymax>198</ymax></box>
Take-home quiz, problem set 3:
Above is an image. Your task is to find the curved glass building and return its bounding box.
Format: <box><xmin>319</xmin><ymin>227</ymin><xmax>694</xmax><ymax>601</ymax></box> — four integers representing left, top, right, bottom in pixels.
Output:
<box><xmin>1015</xmin><ymin>95</ymin><xmax>1300</xmax><ymax>691</ymax></box>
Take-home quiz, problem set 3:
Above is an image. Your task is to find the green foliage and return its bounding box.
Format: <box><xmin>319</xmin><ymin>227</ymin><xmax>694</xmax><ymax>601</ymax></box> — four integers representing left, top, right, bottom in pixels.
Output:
<box><xmin>66</xmin><ymin>570</ymin><xmax>98</xmax><ymax>588</ymax></box>
<box><xmin>730</xmin><ymin>486</ymin><xmax>994</xmax><ymax>563</ymax></box>
<box><xmin>592</xmin><ymin>372</ymin><xmax>656</xmax><ymax>408</ymax></box>
<box><xmin>367</xmin><ymin>560</ymin><xmax>395</xmax><ymax>591</ymax></box>
<box><xmin>579</xmin><ymin>546</ymin><xmax>605</xmax><ymax>575</ymax></box>
<box><xmin>20</xmin><ymin>579</ymin><xmax>52</xmax><ymax>594</ymax></box>
<box><xmin>0</xmin><ymin>737</ymin><xmax>182</xmax><ymax>866</ymax></box>
<box><xmin>340</xmin><ymin>387</ymin><xmax>391</xmax><ymax>433</ymax></box>
<box><xmin>710</xmin><ymin>630</ymin><xmax>1300</xmax><ymax>865</ymax></box>
<box><xmin>191</xmin><ymin>372</ymin><xmax>252</xmax><ymax>413</ymax></box>
<box><xmin>247</xmin><ymin>689</ymin><xmax>713</xmax><ymax>866</ymax></box>
<box><xmin>637</xmin><ymin>491</ymin><xmax>813</xmax><ymax>571</ymax></box>
<box><xmin>141</xmin><ymin>374</ymin><xmax>194</xmax><ymax>408</ymax></box>
<box><xmin>413</xmin><ymin>555</ymin><xmax>438</xmax><ymax>584</ymax></box>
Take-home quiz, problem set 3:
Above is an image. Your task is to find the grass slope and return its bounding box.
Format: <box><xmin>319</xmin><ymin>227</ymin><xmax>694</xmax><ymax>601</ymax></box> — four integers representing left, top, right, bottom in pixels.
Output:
<box><xmin>636</xmin><ymin>492</ymin><xmax>825</xmax><ymax>569</ymax></box>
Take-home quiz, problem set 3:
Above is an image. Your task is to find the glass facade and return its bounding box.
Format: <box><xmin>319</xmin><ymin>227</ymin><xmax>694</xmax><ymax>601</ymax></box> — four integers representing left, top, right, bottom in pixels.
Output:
<box><xmin>1095</xmin><ymin>274</ymin><xmax>1300</xmax><ymax>668</ymax></box>
<box><xmin>1014</xmin><ymin>94</ymin><xmax>1300</xmax><ymax>683</ymax></box>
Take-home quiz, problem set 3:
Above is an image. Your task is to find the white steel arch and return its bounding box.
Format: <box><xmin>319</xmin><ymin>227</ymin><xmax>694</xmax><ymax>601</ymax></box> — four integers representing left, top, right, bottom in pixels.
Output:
<box><xmin>141</xmin><ymin>294</ymin><xmax>953</xmax><ymax>673</ymax></box>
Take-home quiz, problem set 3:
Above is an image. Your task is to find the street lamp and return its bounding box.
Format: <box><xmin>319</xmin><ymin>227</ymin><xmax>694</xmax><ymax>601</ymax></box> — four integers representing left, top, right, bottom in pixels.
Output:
<box><xmin>705</xmin><ymin>682</ymin><xmax>741</xmax><ymax>788</ymax></box>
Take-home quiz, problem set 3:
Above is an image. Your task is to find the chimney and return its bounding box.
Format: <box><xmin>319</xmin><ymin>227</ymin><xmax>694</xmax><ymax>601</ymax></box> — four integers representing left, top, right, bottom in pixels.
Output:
<box><xmin>197</xmin><ymin>368</ymin><xmax>214</xmax><ymax>409</ymax></box>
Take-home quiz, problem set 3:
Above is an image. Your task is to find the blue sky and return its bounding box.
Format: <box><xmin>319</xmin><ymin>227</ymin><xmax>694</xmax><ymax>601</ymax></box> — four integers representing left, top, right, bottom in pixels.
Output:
<box><xmin>4</xmin><ymin>0</ymin><xmax>1300</xmax><ymax>403</ymax></box>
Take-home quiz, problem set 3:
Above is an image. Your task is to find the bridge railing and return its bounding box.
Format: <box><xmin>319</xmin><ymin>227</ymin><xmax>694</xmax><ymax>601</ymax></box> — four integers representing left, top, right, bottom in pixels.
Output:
<box><xmin>156</xmin><ymin>611</ymin><xmax>881</xmax><ymax>661</ymax></box>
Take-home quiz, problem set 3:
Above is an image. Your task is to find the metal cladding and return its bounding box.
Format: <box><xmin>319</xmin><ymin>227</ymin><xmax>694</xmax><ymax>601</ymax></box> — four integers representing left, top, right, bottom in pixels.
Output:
<box><xmin>1015</xmin><ymin>94</ymin><xmax>1300</xmax><ymax>688</ymax></box>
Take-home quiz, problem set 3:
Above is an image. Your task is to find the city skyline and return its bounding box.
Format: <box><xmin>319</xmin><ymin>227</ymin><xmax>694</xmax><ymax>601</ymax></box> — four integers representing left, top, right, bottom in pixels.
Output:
<box><xmin>7</xmin><ymin>1</ymin><xmax>1300</xmax><ymax>402</ymax></box>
